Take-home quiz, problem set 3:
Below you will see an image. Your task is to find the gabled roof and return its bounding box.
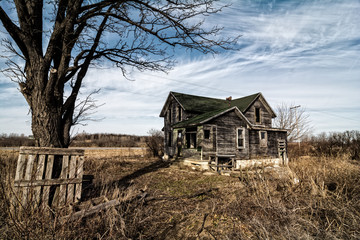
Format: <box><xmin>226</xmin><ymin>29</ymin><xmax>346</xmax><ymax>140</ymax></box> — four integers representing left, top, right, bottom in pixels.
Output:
<box><xmin>160</xmin><ymin>91</ymin><xmax>261</xmax><ymax>117</ymax></box>
<box><xmin>173</xmin><ymin>106</ymin><xmax>252</xmax><ymax>128</ymax></box>
<box><xmin>160</xmin><ymin>91</ymin><xmax>277</xmax><ymax>127</ymax></box>
<box><xmin>171</xmin><ymin>92</ymin><xmax>227</xmax><ymax>113</ymax></box>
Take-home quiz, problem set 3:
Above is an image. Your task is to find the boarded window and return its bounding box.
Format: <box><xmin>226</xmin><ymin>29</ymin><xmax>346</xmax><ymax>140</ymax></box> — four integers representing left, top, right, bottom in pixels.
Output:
<box><xmin>255</xmin><ymin>107</ymin><xmax>261</xmax><ymax>123</ymax></box>
<box><xmin>237</xmin><ymin>128</ymin><xmax>245</xmax><ymax>148</ymax></box>
<box><xmin>259</xmin><ymin>131</ymin><xmax>267</xmax><ymax>147</ymax></box>
<box><xmin>204</xmin><ymin>129</ymin><xmax>210</xmax><ymax>139</ymax></box>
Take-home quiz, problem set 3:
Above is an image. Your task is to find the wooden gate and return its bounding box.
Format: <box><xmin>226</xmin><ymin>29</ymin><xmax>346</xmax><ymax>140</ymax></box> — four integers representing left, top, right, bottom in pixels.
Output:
<box><xmin>13</xmin><ymin>147</ymin><xmax>85</xmax><ymax>209</ymax></box>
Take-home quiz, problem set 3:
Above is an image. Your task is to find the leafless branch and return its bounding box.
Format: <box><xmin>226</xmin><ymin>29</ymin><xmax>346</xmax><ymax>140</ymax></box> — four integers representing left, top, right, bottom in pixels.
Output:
<box><xmin>273</xmin><ymin>103</ymin><xmax>313</xmax><ymax>142</ymax></box>
<box><xmin>72</xmin><ymin>89</ymin><xmax>105</xmax><ymax>126</ymax></box>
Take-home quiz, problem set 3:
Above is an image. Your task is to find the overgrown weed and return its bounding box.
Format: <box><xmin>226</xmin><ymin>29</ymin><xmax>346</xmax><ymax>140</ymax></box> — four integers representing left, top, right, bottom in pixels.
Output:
<box><xmin>1</xmin><ymin>149</ymin><xmax>359</xmax><ymax>239</ymax></box>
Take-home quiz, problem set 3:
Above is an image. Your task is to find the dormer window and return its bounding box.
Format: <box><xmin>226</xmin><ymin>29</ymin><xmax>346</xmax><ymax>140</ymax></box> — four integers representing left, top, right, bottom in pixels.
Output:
<box><xmin>255</xmin><ymin>107</ymin><xmax>261</xmax><ymax>124</ymax></box>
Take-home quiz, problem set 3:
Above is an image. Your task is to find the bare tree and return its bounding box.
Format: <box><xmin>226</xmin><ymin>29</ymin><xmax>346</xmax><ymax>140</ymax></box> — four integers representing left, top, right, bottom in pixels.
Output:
<box><xmin>273</xmin><ymin>103</ymin><xmax>313</xmax><ymax>142</ymax></box>
<box><xmin>0</xmin><ymin>1</ymin><xmax>238</xmax><ymax>148</ymax></box>
<box><xmin>146</xmin><ymin>129</ymin><xmax>164</xmax><ymax>158</ymax></box>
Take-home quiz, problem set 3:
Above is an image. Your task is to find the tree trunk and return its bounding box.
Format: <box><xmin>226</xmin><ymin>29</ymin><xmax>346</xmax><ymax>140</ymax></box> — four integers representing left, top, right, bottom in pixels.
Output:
<box><xmin>23</xmin><ymin>68</ymin><xmax>71</xmax><ymax>148</ymax></box>
<box><xmin>31</xmin><ymin>97</ymin><xmax>65</xmax><ymax>148</ymax></box>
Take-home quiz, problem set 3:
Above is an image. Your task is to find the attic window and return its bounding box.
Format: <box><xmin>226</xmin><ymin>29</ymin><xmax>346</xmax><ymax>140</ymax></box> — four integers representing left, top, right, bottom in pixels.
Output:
<box><xmin>255</xmin><ymin>107</ymin><xmax>261</xmax><ymax>123</ymax></box>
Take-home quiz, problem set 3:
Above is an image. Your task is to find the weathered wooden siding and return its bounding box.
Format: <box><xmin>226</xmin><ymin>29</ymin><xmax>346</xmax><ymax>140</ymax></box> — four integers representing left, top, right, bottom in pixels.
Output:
<box><xmin>249</xmin><ymin>130</ymin><xmax>287</xmax><ymax>158</ymax></box>
<box><xmin>200</xmin><ymin>124</ymin><xmax>216</xmax><ymax>153</ymax></box>
<box><xmin>207</xmin><ymin>110</ymin><xmax>249</xmax><ymax>159</ymax></box>
<box><xmin>163</xmin><ymin>96</ymin><xmax>184</xmax><ymax>156</ymax></box>
<box><xmin>244</xmin><ymin>97</ymin><xmax>272</xmax><ymax>127</ymax></box>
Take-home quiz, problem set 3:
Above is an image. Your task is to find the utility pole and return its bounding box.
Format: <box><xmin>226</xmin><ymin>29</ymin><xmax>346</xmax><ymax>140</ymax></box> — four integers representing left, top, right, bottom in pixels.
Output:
<box><xmin>290</xmin><ymin>105</ymin><xmax>301</xmax><ymax>148</ymax></box>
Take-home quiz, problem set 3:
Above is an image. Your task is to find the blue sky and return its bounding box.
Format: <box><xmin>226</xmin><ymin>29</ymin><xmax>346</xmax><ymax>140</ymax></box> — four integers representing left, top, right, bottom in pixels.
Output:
<box><xmin>0</xmin><ymin>0</ymin><xmax>359</xmax><ymax>136</ymax></box>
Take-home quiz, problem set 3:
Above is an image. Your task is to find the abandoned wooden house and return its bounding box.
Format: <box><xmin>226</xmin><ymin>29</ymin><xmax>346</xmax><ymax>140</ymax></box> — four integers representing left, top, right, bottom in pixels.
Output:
<box><xmin>160</xmin><ymin>91</ymin><xmax>288</xmax><ymax>170</ymax></box>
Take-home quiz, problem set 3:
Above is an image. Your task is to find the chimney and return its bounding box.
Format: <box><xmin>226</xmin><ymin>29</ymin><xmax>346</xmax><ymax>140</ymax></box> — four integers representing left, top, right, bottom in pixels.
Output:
<box><xmin>226</xmin><ymin>96</ymin><xmax>232</xmax><ymax>106</ymax></box>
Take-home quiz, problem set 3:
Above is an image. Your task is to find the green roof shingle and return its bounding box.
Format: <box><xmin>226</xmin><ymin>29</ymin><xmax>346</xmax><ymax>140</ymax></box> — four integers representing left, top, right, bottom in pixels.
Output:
<box><xmin>172</xmin><ymin>91</ymin><xmax>259</xmax><ymax>114</ymax></box>
<box><xmin>171</xmin><ymin>91</ymin><xmax>260</xmax><ymax>128</ymax></box>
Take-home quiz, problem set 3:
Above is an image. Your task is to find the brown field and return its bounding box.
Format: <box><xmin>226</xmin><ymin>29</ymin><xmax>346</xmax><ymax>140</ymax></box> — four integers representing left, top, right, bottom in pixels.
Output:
<box><xmin>1</xmin><ymin>148</ymin><xmax>360</xmax><ymax>239</ymax></box>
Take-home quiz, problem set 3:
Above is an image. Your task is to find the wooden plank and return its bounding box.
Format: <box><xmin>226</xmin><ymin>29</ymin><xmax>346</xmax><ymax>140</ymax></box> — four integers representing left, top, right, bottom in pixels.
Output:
<box><xmin>209</xmin><ymin>164</ymin><xmax>233</xmax><ymax>168</ymax></box>
<box><xmin>59</xmin><ymin>155</ymin><xmax>69</xmax><ymax>205</ymax></box>
<box><xmin>22</xmin><ymin>154</ymin><xmax>36</xmax><ymax>207</ymax></box>
<box><xmin>62</xmin><ymin>199</ymin><xmax>120</xmax><ymax>222</ymax></box>
<box><xmin>20</xmin><ymin>147</ymin><xmax>84</xmax><ymax>156</ymax></box>
<box><xmin>13</xmin><ymin>154</ymin><xmax>27</xmax><ymax>206</ymax></box>
<box><xmin>67</xmin><ymin>156</ymin><xmax>77</xmax><ymax>204</ymax></box>
<box><xmin>14</xmin><ymin>178</ymin><xmax>83</xmax><ymax>187</ymax></box>
<box><xmin>42</xmin><ymin>155</ymin><xmax>54</xmax><ymax>207</ymax></box>
<box><xmin>15</xmin><ymin>154</ymin><xmax>26</xmax><ymax>181</ymax></box>
<box><xmin>34</xmin><ymin>154</ymin><xmax>46</xmax><ymax>205</ymax></box>
<box><xmin>215</xmin><ymin>157</ymin><xmax>218</xmax><ymax>172</ymax></box>
<box><xmin>75</xmin><ymin>156</ymin><xmax>84</xmax><ymax>202</ymax></box>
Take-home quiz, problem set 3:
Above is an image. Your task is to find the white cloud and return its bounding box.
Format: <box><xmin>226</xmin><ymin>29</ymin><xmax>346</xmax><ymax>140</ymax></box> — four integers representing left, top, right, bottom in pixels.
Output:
<box><xmin>0</xmin><ymin>0</ymin><xmax>359</xmax><ymax>135</ymax></box>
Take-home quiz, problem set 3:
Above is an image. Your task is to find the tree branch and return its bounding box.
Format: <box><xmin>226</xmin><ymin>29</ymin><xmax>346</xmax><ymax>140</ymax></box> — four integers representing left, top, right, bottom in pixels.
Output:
<box><xmin>0</xmin><ymin>6</ymin><xmax>28</xmax><ymax>60</ymax></box>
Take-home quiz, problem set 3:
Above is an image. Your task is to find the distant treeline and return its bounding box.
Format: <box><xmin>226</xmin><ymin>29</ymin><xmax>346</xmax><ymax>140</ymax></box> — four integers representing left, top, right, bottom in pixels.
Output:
<box><xmin>0</xmin><ymin>132</ymin><xmax>149</xmax><ymax>148</ymax></box>
<box><xmin>1</xmin><ymin>131</ymin><xmax>359</xmax><ymax>160</ymax></box>
<box><xmin>0</xmin><ymin>133</ymin><xmax>35</xmax><ymax>147</ymax></box>
<box><xmin>70</xmin><ymin>133</ymin><xmax>149</xmax><ymax>147</ymax></box>
<box><xmin>289</xmin><ymin>130</ymin><xmax>360</xmax><ymax>160</ymax></box>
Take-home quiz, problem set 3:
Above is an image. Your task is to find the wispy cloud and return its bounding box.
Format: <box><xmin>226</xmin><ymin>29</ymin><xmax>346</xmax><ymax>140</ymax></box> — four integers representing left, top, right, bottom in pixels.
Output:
<box><xmin>0</xmin><ymin>0</ymin><xmax>359</xmax><ymax>135</ymax></box>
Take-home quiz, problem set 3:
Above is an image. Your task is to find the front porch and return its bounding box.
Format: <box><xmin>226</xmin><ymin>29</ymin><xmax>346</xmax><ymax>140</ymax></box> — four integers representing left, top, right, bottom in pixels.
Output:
<box><xmin>175</xmin><ymin>153</ymin><xmax>287</xmax><ymax>173</ymax></box>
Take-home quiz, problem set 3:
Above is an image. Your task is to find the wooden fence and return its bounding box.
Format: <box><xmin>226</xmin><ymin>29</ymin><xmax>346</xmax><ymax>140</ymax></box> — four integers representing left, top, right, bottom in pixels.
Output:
<box><xmin>13</xmin><ymin>147</ymin><xmax>85</xmax><ymax>209</ymax></box>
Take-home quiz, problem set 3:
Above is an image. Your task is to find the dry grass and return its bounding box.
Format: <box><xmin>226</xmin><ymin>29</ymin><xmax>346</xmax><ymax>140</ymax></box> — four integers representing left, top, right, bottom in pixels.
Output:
<box><xmin>1</xmin><ymin>148</ymin><xmax>360</xmax><ymax>239</ymax></box>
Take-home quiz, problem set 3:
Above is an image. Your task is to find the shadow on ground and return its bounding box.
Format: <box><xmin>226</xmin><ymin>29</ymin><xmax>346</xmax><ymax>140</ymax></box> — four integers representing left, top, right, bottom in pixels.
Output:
<box><xmin>82</xmin><ymin>159</ymin><xmax>172</xmax><ymax>200</ymax></box>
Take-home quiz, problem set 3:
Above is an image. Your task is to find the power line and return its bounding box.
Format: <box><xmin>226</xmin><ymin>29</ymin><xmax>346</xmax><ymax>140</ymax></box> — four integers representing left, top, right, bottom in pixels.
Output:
<box><xmin>308</xmin><ymin>109</ymin><xmax>359</xmax><ymax>122</ymax></box>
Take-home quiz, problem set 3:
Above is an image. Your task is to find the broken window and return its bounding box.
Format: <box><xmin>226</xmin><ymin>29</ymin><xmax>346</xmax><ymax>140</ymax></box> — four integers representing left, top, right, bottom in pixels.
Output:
<box><xmin>237</xmin><ymin>128</ymin><xmax>245</xmax><ymax>148</ymax></box>
<box><xmin>186</xmin><ymin>127</ymin><xmax>197</xmax><ymax>148</ymax></box>
<box><xmin>259</xmin><ymin>131</ymin><xmax>267</xmax><ymax>147</ymax></box>
<box><xmin>204</xmin><ymin>129</ymin><xmax>210</xmax><ymax>139</ymax></box>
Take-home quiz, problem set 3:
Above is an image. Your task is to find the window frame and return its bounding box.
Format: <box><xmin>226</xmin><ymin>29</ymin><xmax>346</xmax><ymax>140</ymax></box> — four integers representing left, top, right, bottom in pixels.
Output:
<box><xmin>236</xmin><ymin>127</ymin><xmax>245</xmax><ymax>149</ymax></box>
<box><xmin>259</xmin><ymin>131</ymin><xmax>267</xmax><ymax>147</ymax></box>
